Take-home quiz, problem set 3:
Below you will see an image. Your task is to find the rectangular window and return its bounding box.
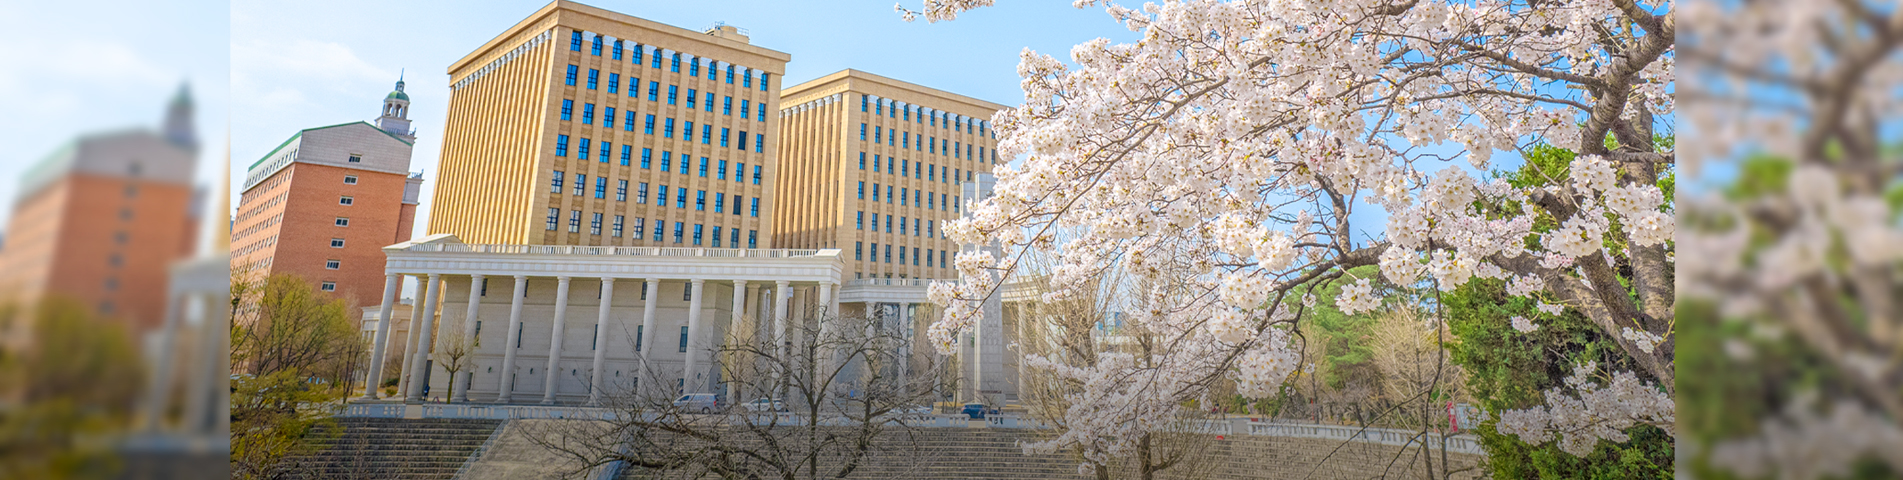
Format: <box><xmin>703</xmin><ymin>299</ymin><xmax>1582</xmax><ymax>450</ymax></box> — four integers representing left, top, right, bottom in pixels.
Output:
<box><xmin>595</xmin><ymin>177</ymin><xmax>607</xmax><ymax>198</ymax></box>
<box><xmin>859</xmin><ymin>152</ymin><xmax>867</xmax><ymax>170</ymax></box>
<box><xmin>573</xmin><ymin>173</ymin><xmax>587</xmax><ymax>196</ymax></box>
<box><xmin>648</xmin><ymin>81</ymin><xmax>659</xmax><ymax>101</ymax></box>
<box><xmin>613</xmin><ymin>215</ymin><xmax>624</xmax><ymax>237</ymax></box>
<box><xmin>334</xmin><ymin>217</ymin><xmax>349</xmax><ymax>227</ymax></box>
<box><xmin>339</xmin><ymin>196</ymin><xmax>353</xmax><ymax>205</ymax></box>
<box><xmin>914</xmin><ymin>247</ymin><xmax>920</xmax><ymax>266</ymax></box>
<box><xmin>689</xmin><ymin>60</ymin><xmax>699</xmax><ymax>77</ymax></box>
<box><xmin>927</xmin><ymin>248</ymin><xmax>934</xmax><ymax>267</ymax></box>
<box><xmin>546</xmin><ymin>208</ymin><xmax>558</xmax><ymax>230</ymax></box>
<box><xmin>632</xmin><ymin>217</ymin><xmax>645</xmax><ymax>238</ymax></box>
<box><xmin>749</xmin><ymin>198</ymin><xmax>759</xmax><ymax>217</ymax></box>
<box><xmin>603</xmin><ymin>107</ymin><xmax>615</xmax><ymax>125</ymax></box>
<box><xmin>712</xmin><ymin>226</ymin><xmax>723</xmax><ymax>247</ymax></box>
<box><xmin>660</xmin><ymin>152</ymin><xmax>672</xmax><ymax>172</ymax></box>
<box><xmin>686</xmin><ymin>89</ymin><xmax>697</xmax><ymax>109</ymax></box>
<box><xmin>717</xmin><ymin>159</ymin><xmax>728</xmax><ymax>180</ymax></box>
<box><xmin>635</xmin><ymin>325</ymin><xmax>643</xmax><ymax>351</ymax></box>
<box><xmin>617</xmin><ymin>180</ymin><xmax>628</xmax><ymax>201</ymax></box>
<box><xmin>556</xmin><ymin>135</ymin><xmax>569</xmax><ymax>156</ymax></box>
<box><xmin>624</xmin><ymin>110</ymin><xmax>636</xmax><ymax>131</ymax></box>
<box><xmin>598</xmin><ymin>141</ymin><xmax>611</xmax><ymax>163</ymax></box>
<box><xmin>654</xmin><ymin>219</ymin><xmax>665</xmax><ymax>241</ymax></box>
<box><xmin>565</xmin><ymin>65</ymin><xmax>578</xmax><ymax>85</ymax></box>
<box><xmin>679</xmin><ymin>326</ymin><xmax>689</xmax><ymax>352</ymax></box>
<box><xmin>581</xmin><ymin>103</ymin><xmax>594</xmax><ymax>124</ymax></box>
<box><xmin>570</xmin><ymin>31</ymin><xmax>583</xmax><ymax>51</ymax></box>
<box><xmin>670</xmin><ymin>53</ymin><xmax>680</xmax><ymax>72</ymax></box>
<box><xmin>330</xmin><ymin>238</ymin><xmax>345</xmax><ymax>248</ymax></box>
<box><xmin>760</xmin><ymin>73</ymin><xmax>770</xmax><ymax>91</ymax></box>
<box><xmin>631</xmin><ymin>43</ymin><xmax>644</xmax><ymax>63</ymax></box>
<box><xmin>664</xmin><ymin>118</ymin><xmax>675</xmax><ymax>138</ymax></box>
<box><xmin>656</xmin><ymin>185</ymin><xmax>667</xmax><ymax>206</ymax></box>
<box><xmin>684</xmin><ymin>121</ymin><xmax>694</xmax><ymax>142</ymax></box>
<box><xmin>739</xmin><ymin>99</ymin><xmax>751</xmax><ymax>120</ymax></box>
<box><xmin>695</xmin><ymin>190</ymin><xmax>706</xmax><ymax>211</ymax></box>
<box><xmin>590</xmin><ymin>213</ymin><xmax>603</xmax><ymax>235</ymax></box>
<box><xmin>637</xmin><ymin>182</ymin><xmax>649</xmax><ymax>203</ymax></box>
<box><xmin>855</xmin><ymin>242</ymin><xmax>864</xmax><ymax>260</ymax></box>
<box><xmin>672</xmin><ymin>222</ymin><xmax>684</xmax><ymax>243</ymax></box>
<box><xmin>568</xmin><ymin>210</ymin><xmax>581</xmax><ymax>232</ymax></box>
<box><xmin>902</xmin><ymin>187</ymin><xmax>908</xmax><ymax>205</ymax></box>
<box><xmin>587</xmin><ymin>69</ymin><xmax>599</xmax><ymax>89</ymax></box>
<box><xmin>703</xmin><ymin>125</ymin><xmax>713</xmax><ymax>144</ymax></box>
<box><xmin>620</xmin><ymin>145</ymin><xmax>632</xmax><ymax>166</ymax></box>
<box><xmin>735</xmin><ymin>163</ymin><xmax>745</xmax><ymax>182</ymax></box>
<box><xmin>731</xmin><ymin>195</ymin><xmax>743</xmax><ymax>216</ymax></box>
<box><xmin>667</xmin><ymin>85</ymin><xmax>677</xmax><ymax>104</ymax></box>
<box><xmin>325</xmin><ymin>259</ymin><xmax>341</xmax><ymax>270</ymax></box>
<box><xmin>561</xmin><ymin>99</ymin><xmax>573</xmax><ymax>121</ymax></box>
<box><xmin>320</xmin><ymin>282</ymin><xmax>336</xmax><ymax>292</ymax></box>
<box><xmin>714</xmin><ymin>192</ymin><xmax>725</xmax><ymax>213</ymax></box>
<box><xmin>758</xmin><ymin>103</ymin><xmax>766</xmax><ymax>120</ymax></box>
<box><xmin>722</xmin><ymin>96</ymin><xmax>732</xmax><ymax>115</ymax></box>
<box><xmin>676</xmin><ymin>188</ymin><xmax>687</xmax><ymax>208</ymax></box>
<box><xmin>692</xmin><ymin>224</ymin><xmax>703</xmax><ymax>245</ymax></box>
<box><xmin>720</xmin><ymin>128</ymin><xmax>730</xmax><ymax>147</ymax></box>
<box><xmin>343</xmin><ymin>175</ymin><xmax>357</xmax><ymax>185</ymax></box>
<box><xmin>577</xmin><ymin>138</ymin><xmax>591</xmax><ymax>159</ymax></box>
<box><xmin>748</xmin><ymin>230</ymin><xmax>757</xmax><ymax>248</ymax></box>
<box><xmin>645</xmin><ymin>115</ymin><xmax>656</xmax><ymax>134</ymax></box>
<box><xmin>752</xmin><ymin>166</ymin><xmax>762</xmax><ymax>185</ymax></box>
<box><xmin>730</xmin><ymin>228</ymin><xmax>740</xmax><ymax>246</ymax></box>
<box><xmin>641</xmin><ymin>148</ymin><xmax>652</xmax><ymax>168</ymax></box>
<box><xmin>612</xmin><ymin>40</ymin><xmax>623</xmax><ymax>60</ymax></box>
<box><xmin>861</xmin><ymin>124</ymin><xmax>866</xmax><ymax>140</ymax></box>
<box><xmin>858</xmin><ymin>181</ymin><xmax>865</xmax><ymax>199</ymax></box>
<box><xmin>590</xmin><ymin>34</ymin><xmax>602</xmax><ymax>55</ymax></box>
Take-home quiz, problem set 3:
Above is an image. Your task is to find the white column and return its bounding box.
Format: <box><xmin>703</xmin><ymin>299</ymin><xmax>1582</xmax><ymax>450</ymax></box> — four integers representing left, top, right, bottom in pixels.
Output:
<box><xmin>728</xmin><ymin>280</ymin><xmax>748</xmax><ymax>401</ymax></box>
<box><xmin>772</xmin><ymin>281</ymin><xmax>791</xmax><ymax>375</ymax></box>
<box><xmin>361</xmin><ymin>273</ymin><xmax>401</xmax><ymax>399</ymax></box>
<box><xmin>395</xmin><ymin>274</ymin><xmax>424</xmax><ymax>398</ymax></box>
<box><xmin>683</xmin><ymin>279</ymin><xmax>706</xmax><ymax>392</ymax></box>
<box><xmin>452</xmin><ymin>274</ymin><xmax>484</xmax><ymax>403</ymax></box>
<box><xmin>639</xmin><ymin>278</ymin><xmax>660</xmax><ymax>396</ymax></box>
<box><xmin>405</xmin><ymin>273</ymin><xmax>442</xmax><ymax>402</ymax></box>
<box><xmin>899</xmin><ymin>303</ymin><xmax>912</xmax><ymax>393</ymax></box>
<box><xmin>140</xmin><ymin>292</ymin><xmax>183</xmax><ymax>428</ymax></box>
<box><xmin>817</xmin><ymin>283</ymin><xmax>836</xmax><ymax>374</ymax></box>
<box><xmin>589</xmin><ymin>278</ymin><xmax>616</xmax><ymax>406</ymax></box>
<box><xmin>542</xmin><ymin>276</ymin><xmax>573</xmax><ymax>404</ymax></box>
<box><xmin>498</xmin><ymin>275</ymin><xmax>528</xmax><ymax>403</ymax></box>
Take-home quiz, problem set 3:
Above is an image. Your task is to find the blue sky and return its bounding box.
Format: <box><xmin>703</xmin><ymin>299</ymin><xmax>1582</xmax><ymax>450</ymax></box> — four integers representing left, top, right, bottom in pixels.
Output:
<box><xmin>0</xmin><ymin>0</ymin><xmax>228</xmax><ymax>230</ymax></box>
<box><xmin>232</xmin><ymin>0</ymin><xmax>1142</xmax><ymax>239</ymax></box>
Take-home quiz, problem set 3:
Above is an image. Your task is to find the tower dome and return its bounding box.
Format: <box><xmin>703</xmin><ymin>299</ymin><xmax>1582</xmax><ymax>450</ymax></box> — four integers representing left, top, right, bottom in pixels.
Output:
<box><xmin>377</xmin><ymin>73</ymin><xmax>415</xmax><ymax>142</ymax></box>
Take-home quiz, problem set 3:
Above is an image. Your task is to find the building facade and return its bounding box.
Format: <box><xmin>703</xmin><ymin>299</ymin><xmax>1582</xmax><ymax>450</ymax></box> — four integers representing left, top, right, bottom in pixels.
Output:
<box><xmin>232</xmin><ymin>81</ymin><xmax>422</xmax><ymax>308</ymax></box>
<box><xmin>774</xmin><ymin>70</ymin><xmax>1005</xmax><ymax>282</ymax></box>
<box><xmin>0</xmin><ymin>86</ymin><xmax>200</xmax><ymax>335</ymax></box>
<box><xmin>427</xmin><ymin>0</ymin><xmax>790</xmax><ymax>249</ymax></box>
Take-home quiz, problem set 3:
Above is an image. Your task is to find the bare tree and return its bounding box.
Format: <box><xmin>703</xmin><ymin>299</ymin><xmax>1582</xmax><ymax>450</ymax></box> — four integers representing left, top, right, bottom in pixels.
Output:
<box><xmin>524</xmin><ymin>307</ymin><xmax>945</xmax><ymax>480</ymax></box>
<box><xmin>431</xmin><ymin>331</ymin><xmax>478</xmax><ymax>403</ymax></box>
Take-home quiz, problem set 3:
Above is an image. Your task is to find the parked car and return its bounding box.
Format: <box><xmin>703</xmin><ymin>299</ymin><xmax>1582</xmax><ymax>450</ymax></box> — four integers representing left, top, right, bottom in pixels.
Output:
<box><xmin>961</xmin><ymin>403</ymin><xmax>992</xmax><ymax>419</ymax></box>
<box><xmin>741</xmin><ymin>397</ymin><xmax>788</xmax><ymax>413</ymax></box>
<box><xmin>673</xmin><ymin>393</ymin><xmax>720</xmax><ymax>413</ymax></box>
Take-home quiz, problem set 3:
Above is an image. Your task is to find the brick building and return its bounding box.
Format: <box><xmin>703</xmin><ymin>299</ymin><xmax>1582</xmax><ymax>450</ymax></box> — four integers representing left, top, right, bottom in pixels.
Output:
<box><xmin>232</xmin><ymin>80</ymin><xmax>424</xmax><ymax>308</ymax></box>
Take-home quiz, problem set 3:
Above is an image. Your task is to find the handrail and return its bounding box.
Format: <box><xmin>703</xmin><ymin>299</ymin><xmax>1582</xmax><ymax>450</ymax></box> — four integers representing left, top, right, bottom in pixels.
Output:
<box><xmin>404</xmin><ymin>243</ymin><xmax>827</xmax><ymax>259</ymax></box>
<box><xmin>845</xmin><ymin>278</ymin><xmax>951</xmax><ymax>287</ymax></box>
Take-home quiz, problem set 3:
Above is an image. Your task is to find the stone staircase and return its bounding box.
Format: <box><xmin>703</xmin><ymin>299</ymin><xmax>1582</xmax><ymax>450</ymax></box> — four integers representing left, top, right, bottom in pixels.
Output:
<box><xmin>282</xmin><ymin>417</ymin><xmax>503</xmax><ymax>480</ymax></box>
<box><xmin>615</xmin><ymin>427</ymin><xmax>1084</xmax><ymax>480</ymax></box>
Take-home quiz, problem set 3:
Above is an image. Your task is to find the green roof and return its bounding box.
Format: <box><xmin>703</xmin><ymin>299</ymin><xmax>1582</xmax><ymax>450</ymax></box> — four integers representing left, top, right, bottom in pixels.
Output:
<box><xmin>247</xmin><ymin>121</ymin><xmax>415</xmax><ymax>171</ymax></box>
<box><xmin>386</xmin><ymin>90</ymin><xmax>410</xmax><ymax>101</ymax></box>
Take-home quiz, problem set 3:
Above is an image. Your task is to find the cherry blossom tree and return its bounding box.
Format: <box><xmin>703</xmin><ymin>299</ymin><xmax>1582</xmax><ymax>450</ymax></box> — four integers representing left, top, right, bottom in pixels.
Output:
<box><xmin>904</xmin><ymin>0</ymin><xmax>1677</xmax><ymax>464</ymax></box>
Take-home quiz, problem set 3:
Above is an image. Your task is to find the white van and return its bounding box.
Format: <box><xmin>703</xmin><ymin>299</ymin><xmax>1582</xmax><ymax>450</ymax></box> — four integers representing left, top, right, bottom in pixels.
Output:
<box><xmin>673</xmin><ymin>393</ymin><xmax>719</xmax><ymax>413</ymax></box>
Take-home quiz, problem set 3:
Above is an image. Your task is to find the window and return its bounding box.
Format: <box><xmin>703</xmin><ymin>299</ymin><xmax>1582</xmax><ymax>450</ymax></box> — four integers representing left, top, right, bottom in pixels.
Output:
<box><xmin>730</xmin><ymin>228</ymin><xmax>741</xmax><ymax>246</ymax></box>
<box><xmin>595</xmin><ymin>177</ymin><xmax>607</xmax><ymax>198</ymax></box>
<box><xmin>686</xmin><ymin>88</ymin><xmax>697</xmax><ymax>108</ymax></box>
<box><xmin>577</xmin><ymin>139</ymin><xmax>591</xmax><ymax>162</ymax></box>
<box><xmin>714</xmin><ymin>192</ymin><xmax>725</xmax><ymax>213</ymax></box>
<box><xmin>632</xmin><ymin>217</ymin><xmax>646</xmax><ymax>237</ymax></box>
<box><xmin>325</xmin><ymin>259</ymin><xmax>341</xmax><ymax>270</ymax></box>
<box><xmin>590</xmin><ymin>213</ymin><xmax>603</xmax><ymax>235</ymax></box>
<box><xmin>590</xmin><ymin>34</ymin><xmax>602</xmax><ymax>55</ymax></box>
<box><xmin>731</xmin><ymin>195</ymin><xmax>743</xmax><ymax>216</ymax></box>
<box><xmin>692</xmin><ymin>223</ymin><xmax>703</xmax><ymax>245</ymax></box>
<box><xmin>556</xmin><ymin>135</ymin><xmax>570</xmax><ymax>156</ymax></box>
<box><xmin>570</xmin><ymin>31</ymin><xmax>583</xmax><ymax>51</ymax></box>
<box><xmin>348</xmin><ymin>154</ymin><xmax>361</xmax><ymax>163</ymax></box>
<box><xmin>645</xmin><ymin>115</ymin><xmax>656</xmax><ymax>134</ymax></box>
<box><xmin>604</xmin><ymin>107</ymin><xmax>616</xmax><ymax>125</ymax></box>
<box><xmin>750</xmin><ymin>198</ymin><xmax>759</xmax><ymax>217</ymax></box>
<box><xmin>561</xmin><ymin>100</ymin><xmax>573</xmax><ymax>120</ymax></box>
<box><xmin>759</xmin><ymin>103</ymin><xmax>767</xmax><ymax>120</ymax></box>
<box><xmin>565</xmin><ymin>65</ymin><xmax>578</xmax><ymax>85</ymax></box>
<box><xmin>330</xmin><ymin>238</ymin><xmax>345</xmax><ymax>248</ymax></box>
<box><xmin>635</xmin><ymin>325</ymin><xmax>644</xmax><ymax>351</ymax></box>
<box><xmin>339</xmin><ymin>196</ymin><xmax>353</xmax><ymax>205</ymax></box>
<box><xmin>927</xmin><ymin>249</ymin><xmax>934</xmax><ymax>267</ymax></box>
<box><xmin>753</xmin><ymin>166</ymin><xmax>762</xmax><ymax>184</ymax></box>
<box><xmin>620</xmin><ymin>145</ymin><xmax>632</xmax><ymax>166</ymax></box>
<box><xmin>664</xmin><ymin>118</ymin><xmax>675</xmax><ymax>138</ymax></box>
<box><xmin>672</xmin><ymin>222</ymin><xmax>684</xmax><ymax>243</ymax></box>
<box><xmin>582</xmin><ymin>103</ymin><xmax>594</xmax><ymax>124</ymax></box>
<box><xmin>689</xmin><ymin>60</ymin><xmax>700</xmax><ymax>77</ymax></box>
<box><xmin>670</xmin><ymin>53</ymin><xmax>681</xmax><ymax>72</ymax></box>
<box><xmin>334</xmin><ymin>217</ymin><xmax>349</xmax><ymax>227</ymax></box>
<box><xmin>703</xmin><ymin>125</ymin><xmax>713</xmax><ymax>144</ymax></box>
<box><xmin>735</xmin><ymin>163</ymin><xmax>745</xmax><ymax>182</ymax></box>
<box><xmin>547</xmin><ymin>208</ymin><xmax>559</xmax><ymax>230</ymax></box>
<box><xmin>861</xmin><ymin>124</ymin><xmax>867</xmax><ymax>140</ymax></box>
<box><xmin>744</xmin><ymin>71</ymin><xmax>753</xmax><ymax>88</ymax></box>
<box><xmin>760</xmin><ymin>73</ymin><xmax>770</xmax><ymax>91</ymax></box>
<box><xmin>569</xmin><ymin>210</ymin><xmax>582</xmax><ymax>232</ymax></box>
<box><xmin>902</xmin><ymin>188</ymin><xmax>908</xmax><ymax>205</ymax></box>
<box><xmin>343</xmin><ymin>175</ymin><xmax>357</xmax><ymax>185</ymax></box>
<box><xmin>633</xmin><ymin>43</ymin><xmax>645</xmax><ymax>64</ymax></box>
<box><xmin>667</xmin><ymin>85</ymin><xmax>677</xmax><ymax>105</ymax></box>
<box><xmin>712</xmin><ymin>226</ymin><xmax>723</xmax><ymax>247</ymax></box>
<box><xmin>679</xmin><ymin>326</ymin><xmax>689</xmax><ymax>352</ymax></box>
<box><xmin>718</xmin><ymin>159</ymin><xmax>729</xmax><ymax>180</ymax></box>
<box><xmin>637</xmin><ymin>182</ymin><xmax>649</xmax><ymax>203</ymax></box>
<box><xmin>720</xmin><ymin>128</ymin><xmax>730</xmax><ymax>147</ymax></box>
<box><xmin>857</xmin><ymin>211</ymin><xmax>864</xmax><ymax>229</ymax></box>
<box><xmin>740</xmin><ymin>99</ymin><xmax>751</xmax><ymax>120</ymax></box>
<box><xmin>617</xmin><ymin>180</ymin><xmax>628</xmax><ymax>201</ymax></box>
<box><xmin>914</xmin><ymin>247</ymin><xmax>921</xmax><ymax>265</ymax></box>
<box><xmin>748</xmin><ymin>230</ymin><xmax>757</xmax><ymax>248</ymax></box>
<box><xmin>599</xmin><ymin>141</ymin><xmax>611</xmax><ymax>163</ymax></box>
<box><xmin>612</xmin><ymin>40</ymin><xmax>623</xmax><ymax>59</ymax></box>
<box><xmin>647</xmin><ymin>81</ymin><xmax>659</xmax><ymax>101</ymax></box>
<box><xmin>676</xmin><ymin>188</ymin><xmax>687</xmax><ymax>208</ymax></box>
<box><xmin>695</xmin><ymin>190</ymin><xmax>706</xmax><ymax>211</ymax></box>
<box><xmin>321</xmin><ymin>282</ymin><xmax>337</xmax><ymax>292</ymax></box>
<box><xmin>855</xmin><ymin>242</ymin><xmax>863</xmax><ymax>260</ymax></box>
<box><xmin>654</xmin><ymin>219</ymin><xmax>666</xmax><ymax>241</ymax></box>
<box><xmin>859</xmin><ymin>152</ymin><xmax>867</xmax><ymax>170</ymax></box>
<box><xmin>657</xmin><ymin>185</ymin><xmax>668</xmax><ymax>206</ymax></box>
<box><xmin>613</xmin><ymin>215</ymin><xmax>624</xmax><ymax>237</ymax></box>
<box><xmin>624</xmin><ymin>111</ymin><xmax>635</xmax><ymax>131</ymax></box>
<box><xmin>858</xmin><ymin>182</ymin><xmax>865</xmax><ymax>199</ymax></box>
<box><xmin>722</xmin><ymin>97</ymin><xmax>732</xmax><ymax>115</ymax></box>
<box><xmin>587</xmin><ymin>69</ymin><xmax>599</xmax><ymax>89</ymax></box>
<box><xmin>551</xmin><ymin>170</ymin><xmax>565</xmax><ymax>192</ymax></box>
<box><xmin>726</xmin><ymin>65</ymin><xmax>736</xmax><ymax>83</ymax></box>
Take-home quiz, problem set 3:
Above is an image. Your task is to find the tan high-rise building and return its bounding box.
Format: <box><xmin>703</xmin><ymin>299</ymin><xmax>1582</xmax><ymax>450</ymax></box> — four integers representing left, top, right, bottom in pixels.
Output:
<box><xmin>775</xmin><ymin>70</ymin><xmax>1005</xmax><ymax>281</ymax></box>
<box><xmin>231</xmin><ymin>80</ymin><xmax>423</xmax><ymax>309</ymax></box>
<box><xmin>429</xmin><ymin>1</ymin><xmax>789</xmax><ymax>249</ymax></box>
